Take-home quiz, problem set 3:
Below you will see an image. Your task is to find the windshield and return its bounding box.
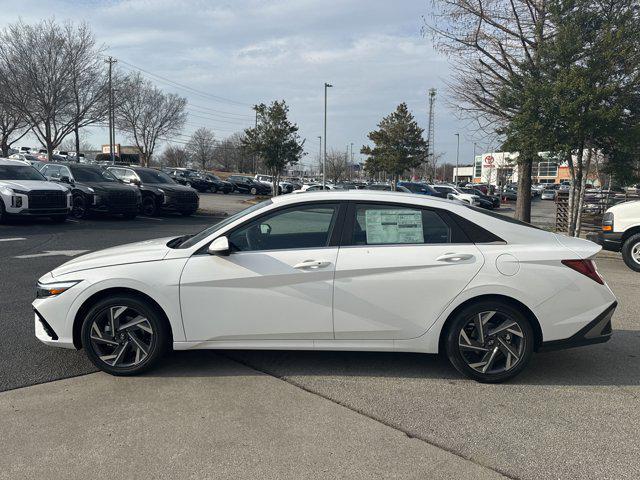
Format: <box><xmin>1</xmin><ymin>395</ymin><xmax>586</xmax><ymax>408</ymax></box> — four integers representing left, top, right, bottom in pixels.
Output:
<box><xmin>177</xmin><ymin>200</ymin><xmax>272</xmax><ymax>249</ymax></box>
<box><xmin>136</xmin><ymin>169</ymin><xmax>175</xmax><ymax>184</ymax></box>
<box><xmin>70</xmin><ymin>166</ymin><xmax>117</xmax><ymax>182</ymax></box>
<box><xmin>0</xmin><ymin>164</ymin><xmax>47</xmax><ymax>181</ymax></box>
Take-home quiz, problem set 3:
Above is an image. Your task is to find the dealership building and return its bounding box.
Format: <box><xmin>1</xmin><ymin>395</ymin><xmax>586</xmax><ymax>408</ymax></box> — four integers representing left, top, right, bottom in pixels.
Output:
<box><xmin>453</xmin><ymin>151</ymin><xmax>572</xmax><ymax>186</ymax></box>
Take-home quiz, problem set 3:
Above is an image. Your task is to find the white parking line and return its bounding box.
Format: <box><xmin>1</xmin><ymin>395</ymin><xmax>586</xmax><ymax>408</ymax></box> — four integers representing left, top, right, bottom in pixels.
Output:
<box><xmin>14</xmin><ymin>250</ymin><xmax>89</xmax><ymax>259</ymax></box>
<box><xmin>0</xmin><ymin>237</ymin><xmax>26</xmax><ymax>242</ymax></box>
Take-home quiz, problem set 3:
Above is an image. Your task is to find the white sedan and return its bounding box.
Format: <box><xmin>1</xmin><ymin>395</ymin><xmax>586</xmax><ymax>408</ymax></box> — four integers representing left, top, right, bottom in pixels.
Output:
<box><xmin>33</xmin><ymin>191</ymin><xmax>617</xmax><ymax>382</ymax></box>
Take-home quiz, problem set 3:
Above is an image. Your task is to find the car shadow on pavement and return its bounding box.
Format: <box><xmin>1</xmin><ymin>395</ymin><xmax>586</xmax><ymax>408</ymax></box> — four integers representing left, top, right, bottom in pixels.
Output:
<box><xmin>149</xmin><ymin>329</ymin><xmax>639</xmax><ymax>387</ymax></box>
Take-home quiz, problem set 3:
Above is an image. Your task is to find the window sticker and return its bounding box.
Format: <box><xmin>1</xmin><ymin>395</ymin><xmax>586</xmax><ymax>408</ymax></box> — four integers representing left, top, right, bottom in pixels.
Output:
<box><xmin>364</xmin><ymin>209</ymin><xmax>423</xmax><ymax>244</ymax></box>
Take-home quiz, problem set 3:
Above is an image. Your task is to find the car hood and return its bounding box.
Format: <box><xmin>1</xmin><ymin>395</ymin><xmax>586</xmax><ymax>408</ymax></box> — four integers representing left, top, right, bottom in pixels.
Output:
<box><xmin>51</xmin><ymin>237</ymin><xmax>175</xmax><ymax>277</ymax></box>
<box><xmin>0</xmin><ymin>180</ymin><xmax>69</xmax><ymax>192</ymax></box>
<box><xmin>144</xmin><ymin>183</ymin><xmax>195</xmax><ymax>193</ymax></box>
<box><xmin>80</xmin><ymin>181</ymin><xmax>138</xmax><ymax>193</ymax></box>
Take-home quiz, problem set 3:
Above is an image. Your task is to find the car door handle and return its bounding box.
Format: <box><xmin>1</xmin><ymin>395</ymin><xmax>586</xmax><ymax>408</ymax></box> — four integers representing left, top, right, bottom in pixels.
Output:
<box><xmin>436</xmin><ymin>253</ymin><xmax>475</xmax><ymax>263</ymax></box>
<box><xmin>293</xmin><ymin>259</ymin><xmax>331</xmax><ymax>269</ymax></box>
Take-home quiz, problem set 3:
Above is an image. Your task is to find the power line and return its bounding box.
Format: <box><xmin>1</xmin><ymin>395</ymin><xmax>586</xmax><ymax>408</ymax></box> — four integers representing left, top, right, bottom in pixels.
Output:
<box><xmin>116</xmin><ymin>58</ymin><xmax>251</xmax><ymax>108</ymax></box>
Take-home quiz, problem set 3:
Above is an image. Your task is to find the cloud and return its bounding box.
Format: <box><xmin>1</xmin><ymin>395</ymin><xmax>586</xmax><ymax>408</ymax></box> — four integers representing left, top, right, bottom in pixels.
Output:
<box><xmin>0</xmin><ymin>0</ymin><xmax>482</xmax><ymax>166</ymax></box>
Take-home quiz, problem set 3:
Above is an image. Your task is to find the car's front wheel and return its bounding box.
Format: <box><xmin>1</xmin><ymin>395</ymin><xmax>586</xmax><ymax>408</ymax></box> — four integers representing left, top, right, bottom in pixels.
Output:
<box><xmin>81</xmin><ymin>295</ymin><xmax>170</xmax><ymax>376</ymax></box>
<box><xmin>141</xmin><ymin>196</ymin><xmax>158</xmax><ymax>216</ymax></box>
<box><xmin>444</xmin><ymin>300</ymin><xmax>534</xmax><ymax>383</ymax></box>
<box><xmin>621</xmin><ymin>233</ymin><xmax>640</xmax><ymax>272</ymax></box>
<box><xmin>250</xmin><ymin>187</ymin><xmax>257</xmax><ymax>195</ymax></box>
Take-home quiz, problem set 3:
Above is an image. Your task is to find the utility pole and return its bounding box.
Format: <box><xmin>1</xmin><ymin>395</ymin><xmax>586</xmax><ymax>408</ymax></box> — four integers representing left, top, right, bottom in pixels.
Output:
<box><xmin>105</xmin><ymin>57</ymin><xmax>117</xmax><ymax>164</ymax></box>
<box><xmin>253</xmin><ymin>109</ymin><xmax>258</xmax><ymax>174</ymax></box>
<box><xmin>350</xmin><ymin>142</ymin><xmax>354</xmax><ymax>180</ymax></box>
<box><xmin>454</xmin><ymin>133</ymin><xmax>460</xmax><ymax>184</ymax></box>
<box><xmin>426</xmin><ymin>88</ymin><xmax>436</xmax><ymax>180</ymax></box>
<box><xmin>323</xmin><ymin>82</ymin><xmax>332</xmax><ymax>189</ymax></box>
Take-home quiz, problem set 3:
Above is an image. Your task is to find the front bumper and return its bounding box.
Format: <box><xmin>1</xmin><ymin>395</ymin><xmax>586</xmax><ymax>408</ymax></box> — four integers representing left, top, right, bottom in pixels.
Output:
<box><xmin>10</xmin><ymin>207</ymin><xmax>70</xmax><ymax>216</ymax></box>
<box><xmin>539</xmin><ymin>301</ymin><xmax>616</xmax><ymax>351</ymax></box>
<box><xmin>586</xmin><ymin>231</ymin><xmax>622</xmax><ymax>252</ymax></box>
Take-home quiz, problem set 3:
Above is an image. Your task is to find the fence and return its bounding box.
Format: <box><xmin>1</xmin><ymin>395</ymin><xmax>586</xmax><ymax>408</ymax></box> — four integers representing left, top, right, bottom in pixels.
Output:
<box><xmin>555</xmin><ymin>190</ymin><xmax>640</xmax><ymax>233</ymax></box>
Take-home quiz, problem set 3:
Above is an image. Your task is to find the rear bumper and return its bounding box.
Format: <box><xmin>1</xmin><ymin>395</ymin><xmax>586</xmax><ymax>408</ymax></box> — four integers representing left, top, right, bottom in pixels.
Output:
<box><xmin>539</xmin><ymin>301</ymin><xmax>616</xmax><ymax>351</ymax></box>
<box><xmin>586</xmin><ymin>231</ymin><xmax>622</xmax><ymax>252</ymax></box>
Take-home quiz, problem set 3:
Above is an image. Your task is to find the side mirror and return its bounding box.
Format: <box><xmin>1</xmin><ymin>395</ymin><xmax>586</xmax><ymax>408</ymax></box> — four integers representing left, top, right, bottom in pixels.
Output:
<box><xmin>260</xmin><ymin>223</ymin><xmax>271</xmax><ymax>235</ymax></box>
<box><xmin>208</xmin><ymin>236</ymin><xmax>230</xmax><ymax>256</ymax></box>
<box><xmin>60</xmin><ymin>176</ymin><xmax>72</xmax><ymax>184</ymax></box>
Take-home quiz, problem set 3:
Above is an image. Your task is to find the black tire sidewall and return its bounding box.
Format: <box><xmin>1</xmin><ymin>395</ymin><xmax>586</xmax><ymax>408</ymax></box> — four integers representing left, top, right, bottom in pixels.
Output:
<box><xmin>445</xmin><ymin>300</ymin><xmax>534</xmax><ymax>383</ymax></box>
<box><xmin>72</xmin><ymin>194</ymin><xmax>87</xmax><ymax>219</ymax></box>
<box><xmin>142</xmin><ymin>196</ymin><xmax>157</xmax><ymax>216</ymax></box>
<box><xmin>81</xmin><ymin>295</ymin><xmax>169</xmax><ymax>376</ymax></box>
<box><xmin>621</xmin><ymin>234</ymin><xmax>640</xmax><ymax>272</ymax></box>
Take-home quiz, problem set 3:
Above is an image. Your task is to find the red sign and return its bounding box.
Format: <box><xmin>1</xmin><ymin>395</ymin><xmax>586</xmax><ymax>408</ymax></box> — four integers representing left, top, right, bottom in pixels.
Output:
<box><xmin>483</xmin><ymin>155</ymin><xmax>495</xmax><ymax>168</ymax></box>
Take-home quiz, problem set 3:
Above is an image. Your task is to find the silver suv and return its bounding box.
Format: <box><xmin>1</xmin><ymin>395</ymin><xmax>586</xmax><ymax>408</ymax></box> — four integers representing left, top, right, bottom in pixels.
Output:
<box><xmin>0</xmin><ymin>158</ymin><xmax>72</xmax><ymax>223</ymax></box>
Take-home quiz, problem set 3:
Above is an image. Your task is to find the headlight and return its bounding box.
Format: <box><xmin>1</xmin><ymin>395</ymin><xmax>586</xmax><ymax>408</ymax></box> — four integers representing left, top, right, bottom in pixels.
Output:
<box><xmin>36</xmin><ymin>280</ymin><xmax>80</xmax><ymax>298</ymax></box>
<box><xmin>157</xmin><ymin>188</ymin><xmax>165</xmax><ymax>194</ymax></box>
<box><xmin>87</xmin><ymin>187</ymin><xmax>95</xmax><ymax>193</ymax></box>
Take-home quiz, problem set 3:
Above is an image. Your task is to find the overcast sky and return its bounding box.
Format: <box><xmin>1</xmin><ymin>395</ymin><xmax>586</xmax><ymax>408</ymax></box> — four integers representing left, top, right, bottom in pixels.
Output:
<box><xmin>1</xmin><ymin>0</ymin><xmax>495</xmax><ymax>167</ymax></box>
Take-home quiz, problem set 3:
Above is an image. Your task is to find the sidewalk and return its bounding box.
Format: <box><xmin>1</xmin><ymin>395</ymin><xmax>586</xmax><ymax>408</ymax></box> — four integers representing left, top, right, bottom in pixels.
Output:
<box><xmin>0</xmin><ymin>352</ymin><xmax>505</xmax><ymax>480</ymax></box>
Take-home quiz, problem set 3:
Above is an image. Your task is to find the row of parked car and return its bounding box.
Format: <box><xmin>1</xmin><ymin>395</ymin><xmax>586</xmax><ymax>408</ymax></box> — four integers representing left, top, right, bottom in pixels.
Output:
<box><xmin>0</xmin><ymin>159</ymin><xmax>200</xmax><ymax>223</ymax></box>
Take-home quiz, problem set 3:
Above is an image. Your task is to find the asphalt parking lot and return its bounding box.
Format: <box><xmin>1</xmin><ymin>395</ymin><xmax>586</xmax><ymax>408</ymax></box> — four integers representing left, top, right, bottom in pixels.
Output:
<box><xmin>1</xmin><ymin>199</ymin><xmax>638</xmax><ymax>479</ymax></box>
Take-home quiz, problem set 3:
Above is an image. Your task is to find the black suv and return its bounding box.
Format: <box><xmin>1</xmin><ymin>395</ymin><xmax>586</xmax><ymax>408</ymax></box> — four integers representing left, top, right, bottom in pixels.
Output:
<box><xmin>227</xmin><ymin>175</ymin><xmax>271</xmax><ymax>195</ymax></box>
<box><xmin>108</xmin><ymin>166</ymin><xmax>199</xmax><ymax>216</ymax></box>
<box><xmin>164</xmin><ymin>168</ymin><xmax>212</xmax><ymax>192</ymax></box>
<box><xmin>201</xmin><ymin>173</ymin><xmax>234</xmax><ymax>194</ymax></box>
<box><xmin>41</xmin><ymin>163</ymin><xmax>141</xmax><ymax>219</ymax></box>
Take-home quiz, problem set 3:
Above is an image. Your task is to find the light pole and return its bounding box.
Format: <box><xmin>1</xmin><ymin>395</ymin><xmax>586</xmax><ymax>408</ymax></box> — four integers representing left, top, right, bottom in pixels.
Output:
<box><xmin>454</xmin><ymin>133</ymin><xmax>460</xmax><ymax>184</ymax></box>
<box><xmin>317</xmin><ymin>135</ymin><xmax>322</xmax><ymax>179</ymax></box>
<box><xmin>323</xmin><ymin>82</ymin><xmax>332</xmax><ymax>189</ymax></box>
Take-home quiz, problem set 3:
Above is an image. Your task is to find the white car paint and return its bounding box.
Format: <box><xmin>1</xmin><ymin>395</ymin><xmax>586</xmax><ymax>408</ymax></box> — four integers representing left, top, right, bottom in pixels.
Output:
<box><xmin>33</xmin><ymin>191</ymin><xmax>617</xmax><ymax>379</ymax></box>
<box><xmin>606</xmin><ymin>200</ymin><xmax>640</xmax><ymax>233</ymax></box>
<box><xmin>433</xmin><ymin>184</ymin><xmax>480</xmax><ymax>205</ymax></box>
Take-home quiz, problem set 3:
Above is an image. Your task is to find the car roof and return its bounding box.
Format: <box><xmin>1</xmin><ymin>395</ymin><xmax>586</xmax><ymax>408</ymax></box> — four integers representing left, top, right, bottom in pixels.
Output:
<box><xmin>0</xmin><ymin>158</ymin><xmax>32</xmax><ymax>166</ymax></box>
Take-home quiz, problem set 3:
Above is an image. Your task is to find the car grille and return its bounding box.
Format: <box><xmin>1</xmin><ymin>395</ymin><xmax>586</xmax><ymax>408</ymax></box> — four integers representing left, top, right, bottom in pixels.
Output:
<box><xmin>107</xmin><ymin>190</ymin><xmax>138</xmax><ymax>206</ymax></box>
<box><xmin>28</xmin><ymin>190</ymin><xmax>67</xmax><ymax>209</ymax></box>
<box><xmin>172</xmin><ymin>191</ymin><xmax>198</xmax><ymax>204</ymax></box>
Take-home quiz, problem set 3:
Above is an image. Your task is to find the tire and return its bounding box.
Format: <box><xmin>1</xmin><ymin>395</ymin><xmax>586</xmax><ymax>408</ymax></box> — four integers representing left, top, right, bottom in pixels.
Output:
<box><xmin>81</xmin><ymin>294</ymin><xmax>170</xmax><ymax>376</ymax></box>
<box><xmin>210</xmin><ymin>186</ymin><xmax>217</xmax><ymax>194</ymax></box>
<box><xmin>181</xmin><ymin>209</ymin><xmax>196</xmax><ymax>217</ymax></box>
<box><xmin>621</xmin><ymin>233</ymin><xmax>640</xmax><ymax>272</ymax></box>
<box><xmin>71</xmin><ymin>194</ymin><xmax>88</xmax><ymax>219</ymax></box>
<box><xmin>50</xmin><ymin>214</ymin><xmax>67</xmax><ymax>223</ymax></box>
<box><xmin>141</xmin><ymin>196</ymin><xmax>158</xmax><ymax>216</ymax></box>
<box><xmin>444</xmin><ymin>300</ymin><xmax>534</xmax><ymax>383</ymax></box>
<box><xmin>0</xmin><ymin>198</ymin><xmax>7</xmax><ymax>223</ymax></box>
<box><xmin>250</xmin><ymin>187</ymin><xmax>257</xmax><ymax>195</ymax></box>
<box><xmin>223</xmin><ymin>189</ymin><xmax>229</xmax><ymax>194</ymax></box>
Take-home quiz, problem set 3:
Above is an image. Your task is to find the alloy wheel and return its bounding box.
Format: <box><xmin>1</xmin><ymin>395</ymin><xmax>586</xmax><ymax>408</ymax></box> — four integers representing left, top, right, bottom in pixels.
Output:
<box><xmin>89</xmin><ymin>305</ymin><xmax>155</xmax><ymax>368</ymax></box>
<box><xmin>457</xmin><ymin>311</ymin><xmax>525</xmax><ymax>374</ymax></box>
<box><xmin>72</xmin><ymin>195</ymin><xmax>86</xmax><ymax>219</ymax></box>
<box><xmin>631</xmin><ymin>242</ymin><xmax>640</xmax><ymax>265</ymax></box>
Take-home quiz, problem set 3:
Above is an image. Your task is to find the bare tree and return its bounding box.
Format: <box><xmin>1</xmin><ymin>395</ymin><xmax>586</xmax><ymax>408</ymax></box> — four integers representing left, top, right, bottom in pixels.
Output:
<box><xmin>427</xmin><ymin>0</ymin><xmax>553</xmax><ymax>221</ymax></box>
<box><xmin>325</xmin><ymin>149</ymin><xmax>349</xmax><ymax>183</ymax></box>
<box><xmin>188</xmin><ymin>127</ymin><xmax>215</xmax><ymax>170</ymax></box>
<box><xmin>212</xmin><ymin>132</ymin><xmax>250</xmax><ymax>172</ymax></box>
<box><xmin>116</xmin><ymin>72</ymin><xmax>187</xmax><ymax>166</ymax></box>
<box><xmin>0</xmin><ymin>90</ymin><xmax>29</xmax><ymax>157</ymax></box>
<box><xmin>60</xmin><ymin>132</ymin><xmax>94</xmax><ymax>153</ymax></box>
<box><xmin>65</xmin><ymin>23</ymin><xmax>109</xmax><ymax>155</ymax></box>
<box><xmin>0</xmin><ymin>19</ymin><xmax>108</xmax><ymax>160</ymax></box>
<box><xmin>160</xmin><ymin>144</ymin><xmax>189</xmax><ymax>168</ymax></box>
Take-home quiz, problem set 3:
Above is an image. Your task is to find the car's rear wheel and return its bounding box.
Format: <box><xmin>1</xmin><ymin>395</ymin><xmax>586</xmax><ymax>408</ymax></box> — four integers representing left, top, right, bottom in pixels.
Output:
<box><xmin>141</xmin><ymin>195</ymin><xmax>158</xmax><ymax>216</ymax></box>
<box><xmin>81</xmin><ymin>295</ymin><xmax>169</xmax><ymax>376</ymax></box>
<box><xmin>445</xmin><ymin>300</ymin><xmax>534</xmax><ymax>383</ymax></box>
<box><xmin>250</xmin><ymin>187</ymin><xmax>257</xmax><ymax>195</ymax></box>
<box><xmin>621</xmin><ymin>233</ymin><xmax>640</xmax><ymax>272</ymax></box>
<box><xmin>210</xmin><ymin>186</ymin><xmax>217</xmax><ymax>193</ymax></box>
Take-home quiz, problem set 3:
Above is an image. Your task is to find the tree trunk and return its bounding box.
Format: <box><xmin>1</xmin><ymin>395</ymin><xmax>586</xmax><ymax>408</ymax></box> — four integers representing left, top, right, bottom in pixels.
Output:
<box><xmin>1</xmin><ymin>138</ymin><xmax>9</xmax><ymax>157</ymax></box>
<box><xmin>74</xmin><ymin>124</ymin><xmax>80</xmax><ymax>158</ymax></box>
<box><xmin>515</xmin><ymin>159</ymin><xmax>532</xmax><ymax>223</ymax></box>
<box><xmin>575</xmin><ymin>147</ymin><xmax>594</xmax><ymax>237</ymax></box>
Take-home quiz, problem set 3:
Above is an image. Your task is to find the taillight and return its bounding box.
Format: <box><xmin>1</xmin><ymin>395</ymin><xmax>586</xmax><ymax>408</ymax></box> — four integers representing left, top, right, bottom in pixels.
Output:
<box><xmin>561</xmin><ymin>259</ymin><xmax>604</xmax><ymax>284</ymax></box>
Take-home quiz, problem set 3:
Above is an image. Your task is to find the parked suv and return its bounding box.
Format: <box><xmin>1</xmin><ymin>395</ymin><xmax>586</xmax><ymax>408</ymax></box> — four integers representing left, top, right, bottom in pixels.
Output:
<box><xmin>41</xmin><ymin>163</ymin><xmax>141</xmax><ymax>219</ymax></box>
<box><xmin>201</xmin><ymin>172</ymin><xmax>234</xmax><ymax>194</ymax></box>
<box><xmin>432</xmin><ymin>185</ymin><xmax>481</xmax><ymax>205</ymax></box>
<box><xmin>0</xmin><ymin>158</ymin><xmax>71</xmax><ymax>223</ymax></box>
<box><xmin>254</xmin><ymin>174</ymin><xmax>294</xmax><ymax>194</ymax></box>
<box><xmin>164</xmin><ymin>168</ymin><xmax>211</xmax><ymax>192</ymax></box>
<box><xmin>227</xmin><ymin>175</ymin><xmax>272</xmax><ymax>195</ymax></box>
<box><xmin>590</xmin><ymin>200</ymin><xmax>640</xmax><ymax>272</ymax></box>
<box><xmin>108</xmin><ymin>166</ymin><xmax>199</xmax><ymax>216</ymax></box>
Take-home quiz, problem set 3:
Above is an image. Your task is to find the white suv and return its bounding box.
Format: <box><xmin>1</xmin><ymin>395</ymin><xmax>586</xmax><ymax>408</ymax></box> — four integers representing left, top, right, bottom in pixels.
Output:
<box><xmin>432</xmin><ymin>184</ymin><xmax>480</xmax><ymax>205</ymax></box>
<box><xmin>0</xmin><ymin>158</ymin><xmax>72</xmax><ymax>223</ymax></box>
<box><xmin>590</xmin><ymin>200</ymin><xmax>640</xmax><ymax>272</ymax></box>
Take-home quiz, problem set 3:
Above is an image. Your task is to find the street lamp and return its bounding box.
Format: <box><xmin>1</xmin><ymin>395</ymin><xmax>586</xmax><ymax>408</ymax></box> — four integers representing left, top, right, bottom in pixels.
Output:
<box><xmin>454</xmin><ymin>133</ymin><xmax>460</xmax><ymax>184</ymax></box>
<box><xmin>317</xmin><ymin>135</ymin><xmax>322</xmax><ymax>178</ymax></box>
<box><xmin>323</xmin><ymin>82</ymin><xmax>332</xmax><ymax>189</ymax></box>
